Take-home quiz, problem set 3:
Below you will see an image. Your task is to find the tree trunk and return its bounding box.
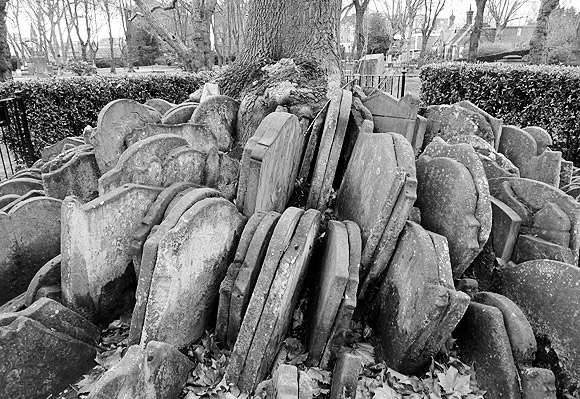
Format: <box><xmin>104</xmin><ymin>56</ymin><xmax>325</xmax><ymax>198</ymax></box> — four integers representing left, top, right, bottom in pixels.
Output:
<box><xmin>568</xmin><ymin>20</ymin><xmax>580</xmax><ymax>65</ymax></box>
<box><xmin>104</xmin><ymin>0</ymin><xmax>116</xmax><ymax>73</ymax></box>
<box><xmin>468</xmin><ymin>0</ymin><xmax>488</xmax><ymax>62</ymax></box>
<box><xmin>0</xmin><ymin>0</ymin><xmax>12</xmax><ymax>81</ymax></box>
<box><xmin>353</xmin><ymin>0</ymin><xmax>370</xmax><ymax>60</ymax></box>
<box><xmin>529</xmin><ymin>0</ymin><xmax>559</xmax><ymax>64</ymax></box>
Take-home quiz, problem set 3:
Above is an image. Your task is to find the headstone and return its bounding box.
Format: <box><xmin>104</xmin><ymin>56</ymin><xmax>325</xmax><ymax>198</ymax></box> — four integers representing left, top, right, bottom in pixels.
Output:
<box><xmin>0</xmin><ymin>316</ymin><xmax>96</xmax><ymax>399</ymax></box>
<box><xmin>144</xmin><ymin>98</ymin><xmax>177</xmax><ymax>115</ymax></box>
<box><xmin>522</xmin><ymin>126</ymin><xmax>552</xmax><ymax>155</ymax></box>
<box><xmin>560</xmin><ymin>160</ymin><xmax>574</xmax><ymax>188</ymax></box>
<box><xmin>272</xmin><ymin>364</ymin><xmax>299</xmax><ymax>399</ymax></box>
<box><xmin>0</xmin><ymin>189</ymin><xmax>45</xmax><ymax>213</ymax></box>
<box><xmin>498</xmin><ymin>259</ymin><xmax>580</xmax><ymax>385</ymax></box>
<box><xmin>239</xmin><ymin>112</ymin><xmax>303</xmax><ymax>217</ymax></box>
<box><xmin>511</xmin><ymin>234</ymin><xmax>574</xmax><ymax>264</ymax></box>
<box><xmin>358</xmin><ymin>54</ymin><xmax>384</xmax><ymax>77</ymax></box>
<box><xmin>98</xmin><ymin>134</ymin><xmax>194</xmax><ymax>194</ymax></box>
<box><xmin>412</xmin><ymin>115</ymin><xmax>427</xmax><ymax>156</ymax></box>
<box><xmin>140</xmin><ymin>198</ymin><xmax>245</xmax><ymax>348</ymax></box>
<box><xmin>87</xmin><ymin>341</ymin><xmax>193</xmax><ymax>399</ymax></box>
<box><xmin>0</xmin><ymin>197</ymin><xmax>62</xmax><ymax>306</ymax></box>
<box><xmin>161</xmin><ymin>103</ymin><xmax>198</xmax><ymax>125</ymax></box>
<box><xmin>190</xmin><ymin>95</ymin><xmax>239</xmax><ymax>152</ymax></box>
<box><xmin>24</xmin><ymin>255</ymin><xmax>61</xmax><ymax>306</ymax></box>
<box><xmin>330</xmin><ymin>352</ymin><xmax>362</xmax><ymax>399</ymax></box>
<box><xmin>216</xmin><ymin>152</ymin><xmax>240</xmax><ymax>201</ymax></box>
<box><xmin>41</xmin><ymin>145</ymin><xmax>100</xmax><ymax>202</ymax></box>
<box><xmin>374</xmin><ymin>221</ymin><xmax>470</xmax><ymax>374</ymax></box>
<box><xmin>0</xmin><ymin>177</ymin><xmax>43</xmax><ymax>197</ymax></box>
<box><xmin>127</xmin><ymin>123</ymin><xmax>218</xmax><ymax>154</ymax></box>
<box><xmin>236</xmin><ymin>209</ymin><xmax>320</xmax><ymax>392</ymax></box>
<box><xmin>518</xmin><ymin>367</ymin><xmax>557</xmax><ymax>399</ymax></box>
<box><xmin>361</xmin><ymin>90</ymin><xmax>417</xmax><ymax>140</ymax></box>
<box><xmin>62</xmin><ymin>184</ymin><xmax>162</xmax><ymax>321</ymax></box>
<box><xmin>129</xmin><ymin>187</ymin><xmax>224</xmax><ymax>345</ymax></box>
<box><xmin>416</xmin><ymin>156</ymin><xmax>485</xmax><ymax>277</ymax></box>
<box><xmin>13</xmin><ymin>168</ymin><xmax>42</xmax><ymax>180</ymax></box>
<box><xmin>90</xmin><ymin>99</ymin><xmax>161</xmax><ymax>173</ymax></box>
<box><xmin>423</xmin><ymin>104</ymin><xmax>495</xmax><ymax>149</ymax></box>
<box><xmin>490</xmin><ymin>197</ymin><xmax>522</xmax><ymax>262</ymax></box>
<box><xmin>298</xmin><ymin>104</ymin><xmax>328</xmax><ymax>180</ymax></box>
<box><xmin>226</xmin><ymin>207</ymin><xmax>304</xmax><ymax>388</ymax></box>
<box><xmin>41</xmin><ymin>136</ymin><xmax>85</xmax><ymax>161</ymax></box>
<box><xmin>455</xmin><ymin>302</ymin><xmax>521</xmax><ymax>399</ymax></box>
<box><xmin>499</xmin><ymin>125</ymin><xmax>561</xmax><ymax>187</ymax></box>
<box><xmin>307</xmin><ymin>221</ymin><xmax>350</xmax><ymax>366</ymax></box>
<box><xmin>474</xmin><ymin>292</ymin><xmax>536</xmax><ymax>365</ymax></box>
<box><xmin>200</xmin><ymin>82</ymin><xmax>220</xmax><ymax>102</ymax></box>
<box><xmin>456</xmin><ymin>100</ymin><xmax>503</xmax><ymax>150</ymax></box>
<box><xmin>488</xmin><ymin>177</ymin><xmax>580</xmax><ymax>265</ymax></box>
<box><xmin>0</xmin><ymin>194</ymin><xmax>18</xmax><ymax>208</ymax></box>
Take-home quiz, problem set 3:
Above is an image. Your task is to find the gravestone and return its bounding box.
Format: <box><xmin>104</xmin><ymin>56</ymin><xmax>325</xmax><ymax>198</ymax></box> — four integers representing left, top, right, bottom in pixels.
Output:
<box><xmin>374</xmin><ymin>221</ymin><xmax>470</xmax><ymax>374</ymax></box>
<box><xmin>361</xmin><ymin>90</ymin><xmax>417</xmax><ymax>140</ymax></box>
<box><xmin>560</xmin><ymin>160</ymin><xmax>574</xmax><ymax>188</ymax></box>
<box><xmin>144</xmin><ymin>98</ymin><xmax>177</xmax><ymax>115</ymax></box>
<box><xmin>200</xmin><ymin>82</ymin><xmax>220</xmax><ymax>102</ymax></box>
<box><xmin>330</xmin><ymin>352</ymin><xmax>362</xmax><ymax>399</ymax></box>
<box><xmin>190</xmin><ymin>95</ymin><xmax>239</xmax><ymax>152</ymax></box>
<box><xmin>238</xmin><ymin>112</ymin><xmax>303</xmax><ymax>217</ymax></box>
<box><xmin>62</xmin><ymin>184</ymin><xmax>162</xmax><ymax>321</ymax></box>
<box><xmin>41</xmin><ymin>136</ymin><xmax>85</xmax><ymax>162</ymax></box>
<box><xmin>299</xmin><ymin>104</ymin><xmax>330</xmax><ymax>181</ymax></box>
<box><xmin>140</xmin><ymin>198</ymin><xmax>245</xmax><ymax>348</ymax></box>
<box><xmin>25</xmin><ymin>255</ymin><xmax>61</xmax><ymax>307</ymax></box>
<box><xmin>272</xmin><ymin>364</ymin><xmax>299</xmax><ymax>399</ymax></box>
<box><xmin>130</xmin><ymin>123</ymin><xmax>218</xmax><ymax>154</ymax></box>
<box><xmin>41</xmin><ymin>145</ymin><xmax>100</xmax><ymax>202</ymax></box>
<box><xmin>90</xmin><ymin>99</ymin><xmax>161</xmax><ymax>173</ymax></box>
<box><xmin>522</xmin><ymin>126</ymin><xmax>552</xmax><ymax>154</ymax></box>
<box><xmin>490</xmin><ymin>197</ymin><xmax>522</xmax><ymax>262</ymax></box>
<box><xmin>161</xmin><ymin>103</ymin><xmax>198</xmax><ymax>125</ymax></box>
<box><xmin>0</xmin><ymin>197</ymin><xmax>62</xmax><ymax>306</ymax></box>
<box><xmin>0</xmin><ymin>178</ymin><xmax>43</xmax><ymax>197</ymax></box>
<box><xmin>456</xmin><ymin>100</ymin><xmax>503</xmax><ymax>150</ymax></box>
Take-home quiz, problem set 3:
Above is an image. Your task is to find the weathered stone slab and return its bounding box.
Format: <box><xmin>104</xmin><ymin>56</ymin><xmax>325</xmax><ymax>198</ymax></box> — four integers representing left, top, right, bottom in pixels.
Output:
<box><xmin>474</xmin><ymin>292</ymin><xmax>536</xmax><ymax>366</ymax></box>
<box><xmin>512</xmin><ymin>234</ymin><xmax>574</xmax><ymax>264</ymax></box>
<box><xmin>41</xmin><ymin>145</ymin><xmax>100</xmax><ymax>202</ymax></box>
<box><xmin>217</xmin><ymin>152</ymin><xmax>240</xmax><ymax>201</ymax></box>
<box><xmin>307</xmin><ymin>220</ymin><xmax>350</xmax><ymax>367</ymax></box>
<box><xmin>490</xmin><ymin>197</ymin><xmax>522</xmax><ymax>262</ymax></box>
<box><xmin>307</xmin><ymin>90</ymin><xmax>342</xmax><ymax>210</ymax></box>
<box><xmin>239</xmin><ymin>209</ymin><xmax>320</xmax><ymax>392</ymax></box>
<box><xmin>456</xmin><ymin>100</ymin><xmax>503</xmax><ymax>150</ymax></box>
<box><xmin>243</xmin><ymin>112</ymin><xmax>303</xmax><ymax>217</ymax></box>
<box><xmin>0</xmin><ymin>193</ymin><xmax>18</xmax><ymax>208</ymax></box>
<box><xmin>161</xmin><ymin>103</ymin><xmax>198</xmax><ymax>125</ymax></box>
<box><xmin>13</xmin><ymin>168</ymin><xmax>42</xmax><ymax>180</ymax></box>
<box><xmin>298</xmin><ymin>104</ymin><xmax>328</xmax><ymax>181</ymax></box>
<box><xmin>90</xmin><ymin>99</ymin><xmax>161</xmax><ymax>173</ymax></box>
<box><xmin>0</xmin><ymin>197</ymin><xmax>61</xmax><ymax>306</ymax></box>
<box><xmin>374</xmin><ymin>221</ymin><xmax>470</xmax><ymax>374</ymax></box>
<box><xmin>34</xmin><ymin>285</ymin><xmax>61</xmax><ymax>303</ymax></box>
<box><xmin>272</xmin><ymin>364</ymin><xmax>299</xmax><ymax>399</ymax></box>
<box><xmin>62</xmin><ymin>184</ymin><xmax>161</xmax><ymax>321</ymax></box>
<box><xmin>522</xmin><ymin>126</ymin><xmax>552</xmax><ymax>155</ymax></box>
<box><xmin>317</xmin><ymin>90</ymin><xmax>353</xmax><ymax>211</ymax></box>
<box><xmin>127</xmin><ymin>122</ymin><xmax>218</xmax><ymax>154</ymax></box>
<box><xmin>498</xmin><ymin>259</ymin><xmax>580</xmax><ymax>385</ymax></box>
<box><xmin>0</xmin><ymin>177</ymin><xmax>43</xmax><ymax>197</ymax></box>
<box><xmin>98</xmin><ymin>134</ymin><xmax>189</xmax><ymax>194</ymax></box>
<box><xmin>330</xmin><ymin>352</ymin><xmax>362</xmax><ymax>399</ymax></box>
<box><xmin>144</xmin><ymin>98</ymin><xmax>177</xmax><ymax>115</ymax></box>
<box><xmin>519</xmin><ymin>367</ymin><xmax>557</xmax><ymax>399</ymax></box>
<box><xmin>226</xmin><ymin>207</ymin><xmax>303</xmax><ymax>388</ymax></box>
<box><xmin>0</xmin><ymin>189</ymin><xmax>45</xmax><ymax>213</ymax></box>
<box><xmin>320</xmin><ymin>221</ymin><xmax>361</xmax><ymax>369</ymax></box>
<box><xmin>0</xmin><ymin>316</ymin><xmax>96</xmax><ymax>399</ymax></box>
<box><xmin>25</xmin><ymin>255</ymin><xmax>61</xmax><ymax>306</ymax></box>
<box><xmin>87</xmin><ymin>341</ymin><xmax>193</xmax><ymax>399</ymax></box>
<box><xmin>488</xmin><ymin>177</ymin><xmax>580</xmax><ymax>266</ymax></box>
<box><xmin>416</xmin><ymin>156</ymin><xmax>484</xmax><ymax>277</ymax></box>
<box><xmin>228</xmin><ymin>212</ymin><xmax>280</xmax><ymax>348</ymax></box>
<box><xmin>129</xmin><ymin>187</ymin><xmax>224</xmax><ymax>345</ymax></box>
<box><xmin>361</xmin><ymin>90</ymin><xmax>417</xmax><ymax>139</ymax></box>
<box><xmin>412</xmin><ymin>115</ymin><xmax>427</xmax><ymax>156</ymax></box>
<box><xmin>456</xmin><ymin>303</ymin><xmax>521</xmax><ymax>399</ymax></box>
<box><xmin>499</xmin><ymin>125</ymin><xmax>561</xmax><ymax>187</ymax></box>
<box><xmin>140</xmin><ymin>197</ymin><xmax>245</xmax><ymax>348</ymax></box>
<box><xmin>560</xmin><ymin>160</ymin><xmax>573</xmax><ymax>188</ymax></box>
<box><xmin>216</xmin><ymin>211</ymin><xmax>268</xmax><ymax>346</ymax></box>
<box><xmin>41</xmin><ymin>136</ymin><xmax>85</xmax><ymax>161</ymax></box>
<box><xmin>201</xmin><ymin>82</ymin><xmax>220</xmax><ymax>102</ymax></box>
<box><xmin>190</xmin><ymin>95</ymin><xmax>239</xmax><ymax>152</ymax></box>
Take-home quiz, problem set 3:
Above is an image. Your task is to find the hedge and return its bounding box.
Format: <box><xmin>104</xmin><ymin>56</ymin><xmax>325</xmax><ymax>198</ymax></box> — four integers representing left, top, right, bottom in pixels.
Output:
<box><xmin>420</xmin><ymin>62</ymin><xmax>580</xmax><ymax>165</ymax></box>
<box><xmin>0</xmin><ymin>71</ymin><xmax>215</xmax><ymax>162</ymax></box>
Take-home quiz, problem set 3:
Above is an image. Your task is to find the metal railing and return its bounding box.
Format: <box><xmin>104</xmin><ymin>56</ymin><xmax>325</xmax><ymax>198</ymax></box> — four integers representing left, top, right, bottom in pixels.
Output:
<box><xmin>342</xmin><ymin>70</ymin><xmax>407</xmax><ymax>98</ymax></box>
<box><xmin>0</xmin><ymin>91</ymin><xmax>36</xmax><ymax>180</ymax></box>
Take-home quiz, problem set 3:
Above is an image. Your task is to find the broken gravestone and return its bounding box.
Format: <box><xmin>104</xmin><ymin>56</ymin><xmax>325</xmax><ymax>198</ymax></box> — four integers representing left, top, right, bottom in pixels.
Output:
<box><xmin>238</xmin><ymin>112</ymin><xmax>303</xmax><ymax>217</ymax></box>
<box><xmin>373</xmin><ymin>221</ymin><xmax>470</xmax><ymax>374</ymax></box>
<box><xmin>455</xmin><ymin>100</ymin><xmax>502</xmax><ymax>150</ymax></box>
<box><xmin>489</xmin><ymin>197</ymin><xmax>522</xmax><ymax>263</ymax></box>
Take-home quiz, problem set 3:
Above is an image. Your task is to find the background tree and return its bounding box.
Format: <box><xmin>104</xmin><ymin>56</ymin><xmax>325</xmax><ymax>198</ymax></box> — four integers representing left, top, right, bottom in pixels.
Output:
<box><xmin>487</xmin><ymin>0</ymin><xmax>530</xmax><ymax>41</ymax></box>
<box><xmin>529</xmin><ymin>0</ymin><xmax>560</xmax><ymax>63</ymax></box>
<box><xmin>367</xmin><ymin>13</ymin><xmax>391</xmax><ymax>54</ymax></box>
<box><xmin>569</xmin><ymin>14</ymin><xmax>580</xmax><ymax>64</ymax></box>
<box><xmin>0</xmin><ymin>0</ymin><xmax>12</xmax><ymax>81</ymax></box>
<box><xmin>468</xmin><ymin>0</ymin><xmax>488</xmax><ymax>61</ymax></box>
<box><xmin>352</xmin><ymin>0</ymin><xmax>371</xmax><ymax>59</ymax></box>
<box><xmin>545</xmin><ymin>6</ymin><xmax>580</xmax><ymax>63</ymax></box>
<box><xmin>131</xmin><ymin>23</ymin><xmax>162</xmax><ymax>65</ymax></box>
<box><xmin>102</xmin><ymin>0</ymin><xmax>116</xmax><ymax>73</ymax></box>
<box><xmin>420</xmin><ymin>0</ymin><xmax>446</xmax><ymax>59</ymax></box>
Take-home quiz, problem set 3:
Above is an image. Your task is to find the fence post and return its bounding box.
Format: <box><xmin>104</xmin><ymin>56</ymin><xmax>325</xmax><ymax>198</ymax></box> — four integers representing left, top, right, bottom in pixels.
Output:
<box><xmin>400</xmin><ymin>68</ymin><xmax>407</xmax><ymax>98</ymax></box>
<box><xmin>14</xmin><ymin>90</ymin><xmax>36</xmax><ymax>166</ymax></box>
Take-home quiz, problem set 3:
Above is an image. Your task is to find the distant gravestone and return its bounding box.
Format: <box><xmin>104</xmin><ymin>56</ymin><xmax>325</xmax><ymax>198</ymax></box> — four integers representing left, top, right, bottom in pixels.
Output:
<box><xmin>90</xmin><ymin>99</ymin><xmax>161</xmax><ymax>173</ymax></box>
<box><xmin>361</xmin><ymin>91</ymin><xmax>417</xmax><ymax>140</ymax></box>
<box><xmin>140</xmin><ymin>198</ymin><xmax>245</xmax><ymax>348</ymax></box>
<box><xmin>61</xmin><ymin>184</ymin><xmax>162</xmax><ymax>321</ymax></box>
<box><xmin>190</xmin><ymin>95</ymin><xmax>239</xmax><ymax>152</ymax></box>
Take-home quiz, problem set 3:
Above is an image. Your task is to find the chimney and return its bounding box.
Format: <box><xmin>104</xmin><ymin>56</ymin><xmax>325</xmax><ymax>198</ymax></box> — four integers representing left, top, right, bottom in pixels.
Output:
<box><xmin>466</xmin><ymin>6</ymin><xmax>474</xmax><ymax>25</ymax></box>
<box><xmin>449</xmin><ymin>12</ymin><xmax>455</xmax><ymax>27</ymax></box>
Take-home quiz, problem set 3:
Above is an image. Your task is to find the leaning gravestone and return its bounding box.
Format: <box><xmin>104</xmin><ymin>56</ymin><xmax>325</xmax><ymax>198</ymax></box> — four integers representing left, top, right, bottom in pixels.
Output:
<box><xmin>0</xmin><ymin>197</ymin><xmax>62</xmax><ymax>306</ymax></box>
<box><xmin>24</xmin><ymin>255</ymin><xmax>61</xmax><ymax>307</ymax></box>
<box><xmin>41</xmin><ymin>136</ymin><xmax>85</xmax><ymax>162</ymax></box>
<box><xmin>490</xmin><ymin>197</ymin><xmax>522</xmax><ymax>263</ymax></box>
<box><xmin>128</xmin><ymin>122</ymin><xmax>218</xmax><ymax>154</ymax></box>
<box><xmin>90</xmin><ymin>99</ymin><xmax>161</xmax><ymax>174</ymax></box>
<box><xmin>361</xmin><ymin>90</ymin><xmax>417</xmax><ymax>140</ymax></box>
<box><xmin>190</xmin><ymin>95</ymin><xmax>239</xmax><ymax>152</ymax></box>
<box><xmin>41</xmin><ymin>145</ymin><xmax>101</xmax><ymax>202</ymax></box>
<box><xmin>0</xmin><ymin>177</ymin><xmax>43</xmax><ymax>197</ymax></box>
<box><xmin>161</xmin><ymin>103</ymin><xmax>198</xmax><ymax>125</ymax></box>
<box><xmin>139</xmin><ymin>197</ymin><xmax>245</xmax><ymax>349</ymax></box>
<box><xmin>374</xmin><ymin>221</ymin><xmax>470</xmax><ymax>374</ymax></box>
<box><xmin>238</xmin><ymin>112</ymin><xmax>303</xmax><ymax>217</ymax></box>
<box><xmin>62</xmin><ymin>184</ymin><xmax>162</xmax><ymax>321</ymax></box>
<box><xmin>144</xmin><ymin>98</ymin><xmax>177</xmax><ymax>115</ymax></box>
<box><xmin>456</xmin><ymin>100</ymin><xmax>503</xmax><ymax>150</ymax></box>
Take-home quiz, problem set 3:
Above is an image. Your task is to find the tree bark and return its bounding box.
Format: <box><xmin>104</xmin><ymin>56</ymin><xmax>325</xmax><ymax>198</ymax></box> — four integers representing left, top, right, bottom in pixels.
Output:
<box><xmin>353</xmin><ymin>0</ymin><xmax>370</xmax><ymax>60</ymax></box>
<box><xmin>0</xmin><ymin>0</ymin><xmax>13</xmax><ymax>81</ymax></box>
<box><xmin>103</xmin><ymin>0</ymin><xmax>116</xmax><ymax>73</ymax></box>
<box><xmin>529</xmin><ymin>0</ymin><xmax>559</xmax><ymax>64</ymax></box>
<box><xmin>468</xmin><ymin>0</ymin><xmax>488</xmax><ymax>62</ymax></box>
<box><xmin>568</xmin><ymin>19</ymin><xmax>580</xmax><ymax>65</ymax></box>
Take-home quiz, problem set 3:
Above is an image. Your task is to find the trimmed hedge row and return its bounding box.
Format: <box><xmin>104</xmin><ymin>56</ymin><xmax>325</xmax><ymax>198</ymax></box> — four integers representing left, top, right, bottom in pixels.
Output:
<box><xmin>420</xmin><ymin>62</ymin><xmax>580</xmax><ymax>165</ymax></box>
<box><xmin>1</xmin><ymin>72</ymin><xmax>215</xmax><ymax>161</ymax></box>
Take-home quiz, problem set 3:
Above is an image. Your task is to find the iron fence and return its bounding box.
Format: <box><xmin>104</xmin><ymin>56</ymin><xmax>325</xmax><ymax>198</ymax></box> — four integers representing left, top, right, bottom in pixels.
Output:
<box><xmin>342</xmin><ymin>70</ymin><xmax>407</xmax><ymax>98</ymax></box>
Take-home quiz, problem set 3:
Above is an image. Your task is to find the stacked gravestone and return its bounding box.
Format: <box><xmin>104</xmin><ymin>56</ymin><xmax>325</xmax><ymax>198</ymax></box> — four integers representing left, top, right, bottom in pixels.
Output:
<box><xmin>190</xmin><ymin>95</ymin><xmax>239</xmax><ymax>152</ymax></box>
<box><xmin>144</xmin><ymin>98</ymin><xmax>177</xmax><ymax>115</ymax></box>
<box><xmin>335</xmin><ymin>132</ymin><xmax>416</xmax><ymax>297</ymax></box>
<box><xmin>226</xmin><ymin>207</ymin><xmax>321</xmax><ymax>393</ymax></box>
<box><xmin>237</xmin><ymin>112</ymin><xmax>304</xmax><ymax>217</ymax></box>
<box><xmin>41</xmin><ymin>136</ymin><xmax>85</xmax><ymax>162</ymax></box>
<box><xmin>161</xmin><ymin>102</ymin><xmax>198</xmax><ymax>125</ymax></box>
